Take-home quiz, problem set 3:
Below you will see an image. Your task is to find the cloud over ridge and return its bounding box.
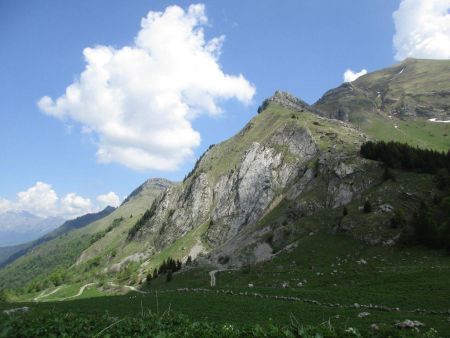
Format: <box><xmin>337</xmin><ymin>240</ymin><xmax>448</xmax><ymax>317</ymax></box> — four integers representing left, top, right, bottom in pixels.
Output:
<box><xmin>38</xmin><ymin>4</ymin><xmax>255</xmax><ymax>171</ymax></box>
<box><xmin>343</xmin><ymin>69</ymin><xmax>368</xmax><ymax>82</ymax></box>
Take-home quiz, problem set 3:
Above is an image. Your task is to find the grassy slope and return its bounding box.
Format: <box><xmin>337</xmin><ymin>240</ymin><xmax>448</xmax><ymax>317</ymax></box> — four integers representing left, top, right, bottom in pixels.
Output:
<box><xmin>364</xmin><ymin>115</ymin><xmax>450</xmax><ymax>152</ymax></box>
<box><xmin>314</xmin><ymin>58</ymin><xmax>450</xmax><ymax>152</ymax></box>
<box><xmin>0</xmin><ymin>181</ymin><xmax>169</xmax><ymax>291</ymax></box>
<box><xmin>2</xmin><ymin>232</ymin><xmax>449</xmax><ymax>334</ymax></box>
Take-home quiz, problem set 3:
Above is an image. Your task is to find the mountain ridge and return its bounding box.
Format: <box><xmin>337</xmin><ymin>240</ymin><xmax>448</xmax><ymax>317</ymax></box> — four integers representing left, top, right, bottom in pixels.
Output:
<box><xmin>0</xmin><ymin>59</ymin><xmax>448</xmax><ymax>297</ymax></box>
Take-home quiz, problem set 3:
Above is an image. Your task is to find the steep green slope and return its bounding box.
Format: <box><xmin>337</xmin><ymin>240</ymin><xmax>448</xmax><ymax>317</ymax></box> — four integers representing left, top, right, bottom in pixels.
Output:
<box><xmin>313</xmin><ymin>58</ymin><xmax>450</xmax><ymax>151</ymax></box>
<box><xmin>0</xmin><ymin>179</ymin><xmax>173</xmax><ymax>291</ymax></box>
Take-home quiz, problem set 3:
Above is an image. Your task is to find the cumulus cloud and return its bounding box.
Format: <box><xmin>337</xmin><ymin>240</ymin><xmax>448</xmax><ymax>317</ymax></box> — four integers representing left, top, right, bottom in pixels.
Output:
<box><xmin>60</xmin><ymin>193</ymin><xmax>93</xmax><ymax>218</ymax></box>
<box><xmin>0</xmin><ymin>182</ymin><xmax>120</xmax><ymax>219</ymax></box>
<box><xmin>343</xmin><ymin>69</ymin><xmax>368</xmax><ymax>82</ymax></box>
<box><xmin>393</xmin><ymin>0</ymin><xmax>450</xmax><ymax>60</ymax></box>
<box><xmin>0</xmin><ymin>198</ymin><xmax>12</xmax><ymax>214</ymax></box>
<box><xmin>97</xmin><ymin>192</ymin><xmax>120</xmax><ymax>208</ymax></box>
<box><xmin>16</xmin><ymin>182</ymin><xmax>59</xmax><ymax>217</ymax></box>
<box><xmin>38</xmin><ymin>4</ymin><xmax>255</xmax><ymax>171</ymax></box>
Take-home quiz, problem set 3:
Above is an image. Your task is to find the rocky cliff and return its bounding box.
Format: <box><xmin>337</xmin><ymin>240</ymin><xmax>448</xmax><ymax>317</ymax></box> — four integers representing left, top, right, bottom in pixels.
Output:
<box><xmin>118</xmin><ymin>92</ymin><xmax>397</xmax><ymax>271</ymax></box>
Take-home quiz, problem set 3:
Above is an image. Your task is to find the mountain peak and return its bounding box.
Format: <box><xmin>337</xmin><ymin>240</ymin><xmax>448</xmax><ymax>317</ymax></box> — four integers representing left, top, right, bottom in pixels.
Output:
<box><xmin>122</xmin><ymin>177</ymin><xmax>175</xmax><ymax>205</ymax></box>
<box><xmin>258</xmin><ymin>91</ymin><xmax>310</xmax><ymax>114</ymax></box>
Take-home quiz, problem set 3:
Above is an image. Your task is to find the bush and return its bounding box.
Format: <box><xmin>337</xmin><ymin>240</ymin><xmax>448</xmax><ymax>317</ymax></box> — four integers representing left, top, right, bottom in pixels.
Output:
<box><xmin>363</xmin><ymin>200</ymin><xmax>372</xmax><ymax>213</ymax></box>
<box><xmin>342</xmin><ymin>206</ymin><xmax>348</xmax><ymax>216</ymax></box>
<box><xmin>390</xmin><ymin>210</ymin><xmax>406</xmax><ymax>228</ymax></box>
<box><xmin>383</xmin><ymin>166</ymin><xmax>396</xmax><ymax>181</ymax></box>
<box><xmin>435</xmin><ymin>168</ymin><xmax>450</xmax><ymax>190</ymax></box>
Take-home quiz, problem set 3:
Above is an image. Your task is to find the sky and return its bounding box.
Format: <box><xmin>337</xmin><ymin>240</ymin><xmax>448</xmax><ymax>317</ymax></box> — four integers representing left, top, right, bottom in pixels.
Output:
<box><xmin>0</xmin><ymin>0</ymin><xmax>449</xmax><ymax>220</ymax></box>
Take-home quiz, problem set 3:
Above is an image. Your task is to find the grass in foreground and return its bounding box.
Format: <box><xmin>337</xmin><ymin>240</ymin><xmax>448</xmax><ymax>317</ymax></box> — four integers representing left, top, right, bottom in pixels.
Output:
<box><xmin>0</xmin><ymin>308</ymin><xmax>442</xmax><ymax>338</ymax></box>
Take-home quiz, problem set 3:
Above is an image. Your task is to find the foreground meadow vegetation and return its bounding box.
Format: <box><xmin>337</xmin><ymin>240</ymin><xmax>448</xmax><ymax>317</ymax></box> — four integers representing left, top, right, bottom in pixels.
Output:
<box><xmin>1</xmin><ymin>233</ymin><xmax>449</xmax><ymax>337</ymax></box>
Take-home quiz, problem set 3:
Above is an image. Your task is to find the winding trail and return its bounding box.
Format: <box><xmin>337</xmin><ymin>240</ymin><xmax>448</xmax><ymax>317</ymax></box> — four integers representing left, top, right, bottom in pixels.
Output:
<box><xmin>33</xmin><ymin>286</ymin><xmax>62</xmax><ymax>301</ymax></box>
<box><xmin>108</xmin><ymin>282</ymin><xmax>148</xmax><ymax>294</ymax></box>
<box><xmin>57</xmin><ymin>283</ymin><xmax>96</xmax><ymax>301</ymax></box>
<box><xmin>209</xmin><ymin>269</ymin><xmax>235</xmax><ymax>287</ymax></box>
<box><xmin>209</xmin><ymin>270</ymin><xmax>220</xmax><ymax>287</ymax></box>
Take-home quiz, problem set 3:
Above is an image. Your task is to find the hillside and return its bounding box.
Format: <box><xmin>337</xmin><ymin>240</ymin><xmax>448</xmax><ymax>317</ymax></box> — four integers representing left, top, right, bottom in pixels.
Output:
<box><xmin>314</xmin><ymin>58</ymin><xmax>450</xmax><ymax>151</ymax></box>
<box><xmin>0</xmin><ymin>206</ymin><xmax>115</xmax><ymax>268</ymax></box>
<box><xmin>1</xmin><ymin>61</ymin><xmax>449</xmax><ymax>308</ymax></box>
<box><xmin>62</xmin><ymin>90</ymin><xmax>440</xmax><ymax>290</ymax></box>
<box><xmin>0</xmin><ymin>179</ymin><xmax>173</xmax><ymax>291</ymax></box>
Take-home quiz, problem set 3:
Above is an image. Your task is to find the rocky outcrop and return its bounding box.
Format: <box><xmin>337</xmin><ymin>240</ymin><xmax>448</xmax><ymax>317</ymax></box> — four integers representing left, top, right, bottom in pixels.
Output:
<box><xmin>135</xmin><ymin>122</ymin><xmax>319</xmax><ymax>252</ymax></box>
<box><xmin>258</xmin><ymin>91</ymin><xmax>310</xmax><ymax>114</ymax></box>
<box><xmin>126</xmin><ymin>91</ymin><xmax>393</xmax><ymax>269</ymax></box>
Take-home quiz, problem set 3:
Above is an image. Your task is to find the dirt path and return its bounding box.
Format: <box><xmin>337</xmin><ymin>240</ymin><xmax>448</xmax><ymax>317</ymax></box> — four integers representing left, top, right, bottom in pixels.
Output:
<box><xmin>108</xmin><ymin>282</ymin><xmax>148</xmax><ymax>294</ymax></box>
<box><xmin>56</xmin><ymin>283</ymin><xmax>96</xmax><ymax>301</ymax></box>
<box><xmin>209</xmin><ymin>269</ymin><xmax>226</xmax><ymax>287</ymax></box>
<box><xmin>33</xmin><ymin>286</ymin><xmax>62</xmax><ymax>301</ymax></box>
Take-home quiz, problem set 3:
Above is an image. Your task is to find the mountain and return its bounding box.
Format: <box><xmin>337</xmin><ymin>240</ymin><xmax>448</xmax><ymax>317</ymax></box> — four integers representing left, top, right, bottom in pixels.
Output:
<box><xmin>0</xmin><ymin>178</ymin><xmax>174</xmax><ymax>290</ymax></box>
<box><xmin>69</xmin><ymin>91</ymin><xmax>433</xmax><ymax>285</ymax></box>
<box><xmin>0</xmin><ymin>206</ymin><xmax>116</xmax><ymax>268</ymax></box>
<box><xmin>0</xmin><ymin>60</ymin><xmax>447</xmax><ymax>296</ymax></box>
<box><xmin>0</xmin><ymin>211</ymin><xmax>63</xmax><ymax>247</ymax></box>
<box><xmin>314</xmin><ymin>58</ymin><xmax>450</xmax><ymax>151</ymax></box>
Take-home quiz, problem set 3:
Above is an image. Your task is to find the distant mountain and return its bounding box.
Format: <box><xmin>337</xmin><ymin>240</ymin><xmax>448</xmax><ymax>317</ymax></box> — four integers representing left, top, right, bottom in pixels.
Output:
<box><xmin>0</xmin><ymin>206</ymin><xmax>116</xmax><ymax>268</ymax></box>
<box><xmin>0</xmin><ymin>179</ymin><xmax>174</xmax><ymax>289</ymax></box>
<box><xmin>313</xmin><ymin>58</ymin><xmax>450</xmax><ymax>151</ymax></box>
<box><xmin>0</xmin><ymin>211</ymin><xmax>63</xmax><ymax>247</ymax></box>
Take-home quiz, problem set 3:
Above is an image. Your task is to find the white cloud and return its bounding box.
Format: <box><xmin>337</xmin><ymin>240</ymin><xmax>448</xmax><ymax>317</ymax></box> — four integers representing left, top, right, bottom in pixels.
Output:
<box><xmin>60</xmin><ymin>193</ymin><xmax>93</xmax><ymax>218</ymax></box>
<box><xmin>16</xmin><ymin>182</ymin><xmax>59</xmax><ymax>217</ymax></box>
<box><xmin>0</xmin><ymin>182</ymin><xmax>120</xmax><ymax>219</ymax></box>
<box><xmin>393</xmin><ymin>0</ymin><xmax>450</xmax><ymax>60</ymax></box>
<box><xmin>96</xmin><ymin>192</ymin><xmax>121</xmax><ymax>208</ymax></box>
<box><xmin>38</xmin><ymin>4</ymin><xmax>255</xmax><ymax>171</ymax></box>
<box><xmin>0</xmin><ymin>198</ymin><xmax>12</xmax><ymax>214</ymax></box>
<box><xmin>343</xmin><ymin>69</ymin><xmax>368</xmax><ymax>82</ymax></box>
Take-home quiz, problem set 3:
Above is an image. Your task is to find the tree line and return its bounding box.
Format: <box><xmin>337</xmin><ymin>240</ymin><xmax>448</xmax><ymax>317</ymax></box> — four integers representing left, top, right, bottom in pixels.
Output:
<box><xmin>360</xmin><ymin>140</ymin><xmax>450</xmax><ymax>174</ymax></box>
<box><xmin>147</xmin><ymin>256</ymin><xmax>192</xmax><ymax>283</ymax></box>
<box><xmin>360</xmin><ymin>141</ymin><xmax>450</xmax><ymax>252</ymax></box>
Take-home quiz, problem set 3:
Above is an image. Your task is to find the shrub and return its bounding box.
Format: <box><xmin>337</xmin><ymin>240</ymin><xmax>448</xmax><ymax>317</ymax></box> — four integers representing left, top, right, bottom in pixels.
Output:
<box><xmin>363</xmin><ymin>200</ymin><xmax>372</xmax><ymax>213</ymax></box>
<box><xmin>390</xmin><ymin>209</ymin><xmax>406</xmax><ymax>228</ymax></box>
<box><xmin>383</xmin><ymin>166</ymin><xmax>396</xmax><ymax>181</ymax></box>
<box><xmin>342</xmin><ymin>206</ymin><xmax>348</xmax><ymax>216</ymax></box>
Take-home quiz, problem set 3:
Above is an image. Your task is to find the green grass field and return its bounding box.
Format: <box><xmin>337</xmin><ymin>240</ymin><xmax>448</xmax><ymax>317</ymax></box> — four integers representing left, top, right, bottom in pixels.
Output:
<box><xmin>364</xmin><ymin>116</ymin><xmax>450</xmax><ymax>152</ymax></box>
<box><xmin>2</xmin><ymin>233</ymin><xmax>449</xmax><ymax>336</ymax></box>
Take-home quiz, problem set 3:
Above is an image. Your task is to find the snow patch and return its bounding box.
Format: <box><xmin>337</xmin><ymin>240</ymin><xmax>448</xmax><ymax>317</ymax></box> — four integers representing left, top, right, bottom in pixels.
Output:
<box><xmin>428</xmin><ymin>118</ymin><xmax>450</xmax><ymax>123</ymax></box>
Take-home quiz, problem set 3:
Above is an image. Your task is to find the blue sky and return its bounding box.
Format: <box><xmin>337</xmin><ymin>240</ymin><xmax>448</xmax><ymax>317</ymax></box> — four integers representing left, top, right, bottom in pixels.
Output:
<box><xmin>0</xmin><ymin>0</ymin><xmax>448</xmax><ymax>219</ymax></box>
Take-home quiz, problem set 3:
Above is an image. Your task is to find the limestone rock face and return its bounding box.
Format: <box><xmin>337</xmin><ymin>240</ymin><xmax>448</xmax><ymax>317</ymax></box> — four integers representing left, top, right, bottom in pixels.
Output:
<box><xmin>135</xmin><ymin>122</ymin><xmax>320</xmax><ymax>252</ymax></box>
<box><xmin>128</xmin><ymin>93</ymin><xmax>386</xmax><ymax>268</ymax></box>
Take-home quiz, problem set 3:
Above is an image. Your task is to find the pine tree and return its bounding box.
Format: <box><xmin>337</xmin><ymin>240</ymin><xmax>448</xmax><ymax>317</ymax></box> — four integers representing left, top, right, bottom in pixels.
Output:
<box><xmin>166</xmin><ymin>270</ymin><xmax>173</xmax><ymax>282</ymax></box>
<box><xmin>363</xmin><ymin>200</ymin><xmax>372</xmax><ymax>213</ymax></box>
